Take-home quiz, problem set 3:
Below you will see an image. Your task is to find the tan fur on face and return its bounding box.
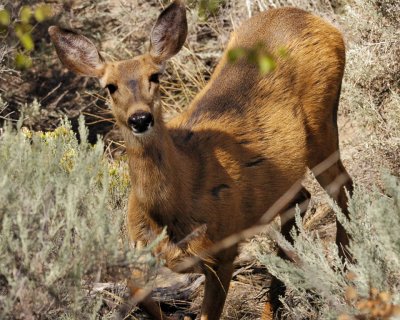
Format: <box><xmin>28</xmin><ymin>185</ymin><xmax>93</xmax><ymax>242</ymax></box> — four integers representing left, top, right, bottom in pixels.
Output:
<box><xmin>100</xmin><ymin>55</ymin><xmax>162</xmax><ymax>131</ymax></box>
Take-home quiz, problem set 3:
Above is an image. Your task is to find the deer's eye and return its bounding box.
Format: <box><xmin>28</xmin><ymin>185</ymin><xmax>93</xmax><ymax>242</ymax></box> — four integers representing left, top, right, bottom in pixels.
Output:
<box><xmin>106</xmin><ymin>84</ymin><xmax>118</xmax><ymax>94</ymax></box>
<box><xmin>149</xmin><ymin>73</ymin><xmax>160</xmax><ymax>84</ymax></box>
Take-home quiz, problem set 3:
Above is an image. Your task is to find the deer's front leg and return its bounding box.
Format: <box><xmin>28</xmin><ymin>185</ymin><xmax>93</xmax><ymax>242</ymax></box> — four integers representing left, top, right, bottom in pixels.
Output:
<box><xmin>127</xmin><ymin>280</ymin><xmax>172</xmax><ymax>320</ymax></box>
<box><xmin>200</xmin><ymin>260</ymin><xmax>234</xmax><ymax>320</ymax></box>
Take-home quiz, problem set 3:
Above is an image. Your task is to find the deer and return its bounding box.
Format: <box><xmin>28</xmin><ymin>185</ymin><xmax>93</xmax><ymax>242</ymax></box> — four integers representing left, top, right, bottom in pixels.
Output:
<box><xmin>49</xmin><ymin>1</ymin><xmax>353</xmax><ymax>319</ymax></box>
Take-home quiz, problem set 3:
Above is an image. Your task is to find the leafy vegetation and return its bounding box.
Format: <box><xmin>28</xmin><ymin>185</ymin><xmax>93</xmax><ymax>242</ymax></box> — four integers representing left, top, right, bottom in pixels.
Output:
<box><xmin>0</xmin><ymin>3</ymin><xmax>52</xmax><ymax>69</ymax></box>
<box><xmin>257</xmin><ymin>174</ymin><xmax>400</xmax><ymax>319</ymax></box>
<box><xmin>0</xmin><ymin>113</ymin><xmax>159</xmax><ymax>319</ymax></box>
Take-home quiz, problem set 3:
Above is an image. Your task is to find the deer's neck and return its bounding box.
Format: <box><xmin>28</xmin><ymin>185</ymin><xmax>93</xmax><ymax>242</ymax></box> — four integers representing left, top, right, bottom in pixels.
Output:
<box><xmin>124</xmin><ymin>123</ymin><xmax>193</xmax><ymax>239</ymax></box>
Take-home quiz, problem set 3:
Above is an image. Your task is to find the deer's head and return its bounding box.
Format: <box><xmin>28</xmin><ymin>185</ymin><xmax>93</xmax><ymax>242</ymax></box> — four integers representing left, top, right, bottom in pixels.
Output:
<box><xmin>49</xmin><ymin>1</ymin><xmax>187</xmax><ymax>139</ymax></box>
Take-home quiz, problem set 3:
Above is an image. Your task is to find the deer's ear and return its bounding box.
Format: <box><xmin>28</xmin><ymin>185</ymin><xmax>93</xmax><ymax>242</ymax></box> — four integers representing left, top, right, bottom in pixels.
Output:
<box><xmin>48</xmin><ymin>26</ymin><xmax>104</xmax><ymax>77</ymax></box>
<box><xmin>149</xmin><ymin>1</ymin><xmax>188</xmax><ymax>64</ymax></box>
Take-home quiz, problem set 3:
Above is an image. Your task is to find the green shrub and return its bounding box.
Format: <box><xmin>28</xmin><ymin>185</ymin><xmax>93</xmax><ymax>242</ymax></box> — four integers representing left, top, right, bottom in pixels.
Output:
<box><xmin>0</xmin><ymin>3</ymin><xmax>53</xmax><ymax>69</ymax></box>
<box><xmin>256</xmin><ymin>174</ymin><xmax>400</xmax><ymax>319</ymax></box>
<box><xmin>0</xmin><ymin>117</ymin><xmax>158</xmax><ymax>319</ymax></box>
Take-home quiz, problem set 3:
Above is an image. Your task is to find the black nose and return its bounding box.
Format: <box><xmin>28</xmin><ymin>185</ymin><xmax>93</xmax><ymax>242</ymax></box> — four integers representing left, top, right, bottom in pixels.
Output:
<box><xmin>127</xmin><ymin>112</ymin><xmax>154</xmax><ymax>133</ymax></box>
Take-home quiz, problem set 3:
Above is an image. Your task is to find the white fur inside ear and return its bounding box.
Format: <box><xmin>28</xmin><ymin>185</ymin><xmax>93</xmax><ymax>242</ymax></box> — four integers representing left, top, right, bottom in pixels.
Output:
<box><xmin>149</xmin><ymin>1</ymin><xmax>187</xmax><ymax>63</ymax></box>
<box><xmin>159</xmin><ymin>64</ymin><xmax>166</xmax><ymax>73</ymax></box>
<box><xmin>49</xmin><ymin>26</ymin><xmax>104</xmax><ymax>77</ymax></box>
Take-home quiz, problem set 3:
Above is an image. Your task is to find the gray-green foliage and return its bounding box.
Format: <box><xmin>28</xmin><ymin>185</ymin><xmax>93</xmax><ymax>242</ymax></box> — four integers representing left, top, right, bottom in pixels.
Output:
<box><xmin>342</xmin><ymin>175</ymin><xmax>400</xmax><ymax>298</ymax></box>
<box><xmin>257</xmin><ymin>174</ymin><xmax>400</xmax><ymax>319</ymax></box>
<box><xmin>0</xmin><ymin>117</ymin><xmax>157</xmax><ymax>319</ymax></box>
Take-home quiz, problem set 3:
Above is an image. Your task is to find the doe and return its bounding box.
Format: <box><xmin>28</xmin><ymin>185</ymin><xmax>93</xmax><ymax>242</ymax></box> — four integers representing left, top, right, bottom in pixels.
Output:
<box><xmin>49</xmin><ymin>1</ymin><xmax>353</xmax><ymax>319</ymax></box>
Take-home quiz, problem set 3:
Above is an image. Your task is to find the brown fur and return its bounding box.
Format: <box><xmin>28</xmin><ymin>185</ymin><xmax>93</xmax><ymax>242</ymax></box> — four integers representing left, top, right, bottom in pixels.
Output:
<box><xmin>49</xmin><ymin>3</ymin><xmax>353</xmax><ymax>319</ymax></box>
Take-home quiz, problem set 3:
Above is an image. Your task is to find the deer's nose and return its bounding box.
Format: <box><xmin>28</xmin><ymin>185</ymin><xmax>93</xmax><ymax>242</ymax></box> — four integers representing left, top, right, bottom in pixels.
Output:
<box><xmin>127</xmin><ymin>111</ymin><xmax>154</xmax><ymax>134</ymax></box>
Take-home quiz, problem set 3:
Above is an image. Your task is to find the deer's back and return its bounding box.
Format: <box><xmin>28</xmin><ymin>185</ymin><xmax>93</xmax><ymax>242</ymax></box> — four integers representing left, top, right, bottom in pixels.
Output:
<box><xmin>171</xmin><ymin>7</ymin><xmax>345</xmax><ymax>128</ymax></box>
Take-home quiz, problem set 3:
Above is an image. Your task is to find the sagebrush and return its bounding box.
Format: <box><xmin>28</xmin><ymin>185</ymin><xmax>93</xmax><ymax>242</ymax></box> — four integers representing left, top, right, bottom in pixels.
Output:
<box><xmin>257</xmin><ymin>174</ymin><xmax>400</xmax><ymax>319</ymax></box>
<box><xmin>0</xmin><ymin>115</ymin><xmax>161</xmax><ymax>319</ymax></box>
